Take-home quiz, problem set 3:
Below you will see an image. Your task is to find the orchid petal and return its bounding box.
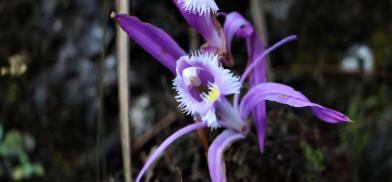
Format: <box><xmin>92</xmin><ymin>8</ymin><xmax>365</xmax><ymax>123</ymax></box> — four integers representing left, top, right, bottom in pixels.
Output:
<box><xmin>239</xmin><ymin>83</ymin><xmax>351</xmax><ymax>124</ymax></box>
<box><xmin>224</xmin><ymin>12</ymin><xmax>268</xmax><ymax>152</ymax></box>
<box><xmin>113</xmin><ymin>14</ymin><xmax>186</xmax><ymax>73</ymax></box>
<box><xmin>223</xmin><ymin>12</ymin><xmax>253</xmax><ymax>55</ymax></box>
<box><xmin>135</xmin><ymin>123</ymin><xmax>207</xmax><ymax>182</ymax></box>
<box><xmin>247</xmin><ymin>32</ymin><xmax>268</xmax><ymax>153</ymax></box>
<box><xmin>208</xmin><ymin>129</ymin><xmax>245</xmax><ymax>182</ymax></box>
<box><xmin>240</xmin><ymin>35</ymin><xmax>297</xmax><ymax>84</ymax></box>
<box><xmin>172</xmin><ymin>0</ymin><xmax>221</xmax><ymax>48</ymax></box>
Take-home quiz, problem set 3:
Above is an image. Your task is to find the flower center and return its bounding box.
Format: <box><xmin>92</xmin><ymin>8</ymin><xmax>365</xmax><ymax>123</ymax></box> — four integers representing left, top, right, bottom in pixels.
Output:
<box><xmin>182</xmin><ymin>66</ymin><xmax>219</xmax><ymax>103</ymax></box>
<box><xmin>182</xmin><ymin>67</ymin><xmax>201</xmax><ymax>87</ymax></box>
<box><xmin>203</xmin><ymin>84</ymin><xmax>220</xmax><ymax>104</ymax></box>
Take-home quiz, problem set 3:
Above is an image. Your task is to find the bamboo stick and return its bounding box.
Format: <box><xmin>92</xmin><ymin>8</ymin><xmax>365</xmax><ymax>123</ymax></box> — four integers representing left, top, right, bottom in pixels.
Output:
<box><xmin>250</xmin><ymin>0</ymin><xmax>274</xmax><ymax>81</ymax></box>
<box><xmin>115</xmin><ymin>0</ymin><xmax>132</xmax><ymax>181</ymax></box>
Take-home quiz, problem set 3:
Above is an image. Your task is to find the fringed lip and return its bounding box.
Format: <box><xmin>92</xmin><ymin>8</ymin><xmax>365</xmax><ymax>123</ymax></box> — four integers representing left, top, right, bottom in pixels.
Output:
<box><xmin>173</xmin><ymin>52</ymin><xmax>241</xmax><ymax>128</ymax></box>
<box><xmin>178</xmin><ymin>0</ymin><xmax>219</xmax><ymax>16</ymax></box>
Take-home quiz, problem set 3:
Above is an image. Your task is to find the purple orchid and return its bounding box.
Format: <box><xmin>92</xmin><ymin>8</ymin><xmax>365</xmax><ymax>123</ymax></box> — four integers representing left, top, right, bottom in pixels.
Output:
<box><xmin>112</xmin><ymin>2</ymin><xmax>351</xmax><ymax>182</ymax></box>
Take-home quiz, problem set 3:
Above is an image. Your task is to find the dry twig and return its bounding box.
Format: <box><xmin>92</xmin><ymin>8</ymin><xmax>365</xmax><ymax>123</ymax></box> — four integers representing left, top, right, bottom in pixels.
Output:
<box><xmin>132</xmin><ymin>112</ymin><xmax>177</xmax><ymax>152</ymax></box>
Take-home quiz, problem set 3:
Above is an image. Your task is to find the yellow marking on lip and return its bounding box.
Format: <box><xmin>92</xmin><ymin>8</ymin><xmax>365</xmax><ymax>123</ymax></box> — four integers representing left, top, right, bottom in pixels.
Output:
<box><xmin>207</xmin><ymin>85</ymin><xmax>220</xmax><ymax>104</ymax></box>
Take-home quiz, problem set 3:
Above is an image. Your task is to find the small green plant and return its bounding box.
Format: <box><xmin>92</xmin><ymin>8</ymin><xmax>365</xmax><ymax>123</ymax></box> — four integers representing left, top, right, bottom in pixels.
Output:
<box><xmin>0</xmin><ymin>125</ymin><xmax>44</xmax><ymax>181</ymax></box>
<box><xmin>300</xmin><ymin>141</ymin><xmax>326</xmax><ymax>182</ymax></box>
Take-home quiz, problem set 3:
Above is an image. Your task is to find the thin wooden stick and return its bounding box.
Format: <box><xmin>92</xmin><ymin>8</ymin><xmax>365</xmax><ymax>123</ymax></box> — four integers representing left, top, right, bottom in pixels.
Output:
<box><xmin>115</xmin><ymin>0</ymin><xmax>132</xmax><ymax>181</ymax></box>
<box><xmin>132</xmin><ymin>112</ymin><xmax>177</xmax><ymax>152</ymax></box>
<box><xmin>250</xmin><ymin>0</ymin><xmax>274</xmax><ymax>81</ymax></box>
<box><xmin>250</xmin><ymin>0</ymin><xmax>269</xmax><ymax>45</ymax></box>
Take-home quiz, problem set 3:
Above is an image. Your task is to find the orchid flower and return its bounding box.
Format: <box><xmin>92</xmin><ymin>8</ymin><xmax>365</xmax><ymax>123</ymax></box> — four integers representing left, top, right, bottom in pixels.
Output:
<box><xmin>112</xmin><ymin>3</ymin><xmax>351</xmax><ymax>182</ymax></box>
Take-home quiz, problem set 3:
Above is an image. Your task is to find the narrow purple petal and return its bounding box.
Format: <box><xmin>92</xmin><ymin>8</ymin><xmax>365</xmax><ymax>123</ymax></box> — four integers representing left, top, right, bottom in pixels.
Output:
<box><xmin>223</xmin><ymin>12</ymin><xmax>252</xmax><ymax>54</ymax></box>
<box><xmin>172</xmin><ymin>0</ymin><xmax>221</xmax><ymax>48</ymax></box>
<box><xmin>208</xmin><ymin>129</ymin><xmax>245</xmax><ymax>182</ymax></box>
<box><xmin>224</xmin><ymin>12</ymin><xmax>264</xmax><ymax>111</ymax></box>
<box><xmin>247</xmin><ymin>32</ymin><xmax>268</xmax><ymax>152</ymax></box>
<box><xmin>135</xmin><ymin>123</ymin><xmax>207</xmax><ymax>182</ymax></box>
<box><xmin>224</xmin><ymin>12</ymin><xmax>267</xmax><ymax>152</ymax></box>
<box><xmin>240</xmin><ymin>35</ymin><xmax>297</xmax><ymax>84</ymax></box>
<box><xmin>113</xmin><ymin>14</ymin><xmax>186</xmax><ymax>73</ymax></box>
<box><xmin>239</xmin><ymin>83</ymin><xmax>351</xmax><ymax>124</ymax></box>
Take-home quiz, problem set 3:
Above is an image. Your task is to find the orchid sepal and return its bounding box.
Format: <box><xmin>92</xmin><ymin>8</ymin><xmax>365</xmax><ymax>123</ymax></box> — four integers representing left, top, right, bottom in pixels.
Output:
<box><xmin>208</xmin><ymin>129</ymin><xmax>245</xmax><ymax>182</ymax></box>
<box><xmin>135</xmin><ymin>123</ymin><xmax>207</xmax><ymax>182</ymax></box>
<box><xmin>112</xmin><ymin>13</ymin><xmax>186</xmax><ymax>73</ymax></box>
<box><xmin>239</xmin><ymin>83</ymin><xmax>351</xmax><ymax>124</ymax></box>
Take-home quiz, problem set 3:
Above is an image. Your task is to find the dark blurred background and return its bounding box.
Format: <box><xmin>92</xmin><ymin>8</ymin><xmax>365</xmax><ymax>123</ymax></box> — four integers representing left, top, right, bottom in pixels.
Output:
<box><xmin>0</xmin><ymin>0</ymin><xmax>391</xmax><ymax>181</ymax></box>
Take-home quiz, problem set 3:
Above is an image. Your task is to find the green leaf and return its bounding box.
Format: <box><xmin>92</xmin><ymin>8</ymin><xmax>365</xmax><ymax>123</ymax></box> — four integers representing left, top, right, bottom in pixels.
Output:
<box><xmin>12</xmin><ymin>166</ymin><xmax>24</xmax><ymax>181</ymax></box>
<box><xmin>18</xmin><ymin>151</ymin><xmax>30</xmax><ymax>164</ymax></box>
<box><xmin>22</xmin><ymin>163</ymin><xmax>34</xmax><ymax>178</ymax></box>
<box><xmin>1</xmin><ymin>130</ymin><xmax>24</xmax><ymax>155</ymax></box>
<box><xmin>0</xmin><ymin>125</ymin><xmax>4</xmax><ymax>142</ymax></box>
<box><xmin>32</xmin><ymin>163</ymin><xmax>45</xmax><ymax>176</ymax></box>
<box><xmin>0</xmin><ymin>143</ymin><xmax>11</xmax><ymax>156</ymax></box>
<box><xmin>300</xmin><ymin>141</ymin><xmax>326</xmax><ymax>172</ymax></box>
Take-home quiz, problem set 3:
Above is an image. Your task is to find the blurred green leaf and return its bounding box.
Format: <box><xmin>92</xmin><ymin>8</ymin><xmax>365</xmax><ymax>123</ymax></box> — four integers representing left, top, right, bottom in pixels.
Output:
<box><xmin>32</xmin><ymin>163</ymin><xmax>45</xmax><ymax>176</ymax></box>
<box><xmin>300</xmin><ymin>141</ymin><xmax>326</xmax><ymax>172</ymax></box>
<box><xmin>19</xmin><ymin>151</ymin><xmax>30</xmax><ymax>164</ymax></box>
<box><xmin>12</xmin><ymin>162</ymin><xmax>44</xmax><ymax>180</ymax></box>
<box><xmin>0</xmin><ymin>125</ymin><xmax>3</xmax><ymax>142</ymax></box>
<box><xmin>300</xmin><ymin>141</ymin><xmax>326</xmax><ymax>182</ymax></box>
<box><xmin>22</xmin><ymin>163</ymin><xmax>34</xmax><ymax>178</ymax></box>
<box><xmin>0</xmin><ymin>130</ymin><xmax>24</xmax><ymax>156</ymax></box>
<box><xmin>0</xmin><ymin>127</ymin><xmax>44</xmax><ymax>180</ymax></box>
<box><xmin>12</xmin><ymin>166</ymin><xmax>24</xmax><ymax>181</ymax></box>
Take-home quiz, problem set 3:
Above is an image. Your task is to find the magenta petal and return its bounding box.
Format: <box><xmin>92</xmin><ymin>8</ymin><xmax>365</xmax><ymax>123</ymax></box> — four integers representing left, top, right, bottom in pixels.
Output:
<box><xmin>239</xmin><ymin>83</ymin><xmax>351</xmax><ymax>124</ymax></box>
<box><xmin>208</xmin><ymin>129</ymin><xmax>245</xmax><ymax>182</ymax></box>
<box><xmin>113</xmin><ymin>14</ymin><xmax>186</xmax><ymax>73</ymax></box>
<box><xmin>135</xmin><ymin>123</ymin><xmax>207</xmax><ymax>182</ymax></box>
<box><xmin>172</xmin><ymin>0</ymin><xmax>221</xmax><ymax>48</ymax></box>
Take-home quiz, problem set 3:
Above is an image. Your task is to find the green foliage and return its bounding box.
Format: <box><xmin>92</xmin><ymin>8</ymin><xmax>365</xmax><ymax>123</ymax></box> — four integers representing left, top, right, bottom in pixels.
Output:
<box><xmin>0</xmin><ymin>125</ymin><xmax>3</xmax><ymax>142</ymax></box>
<box><xmin>12</xmin><ymin>155</ymin><xmax>45</xmax><ymax>181</ymax></box>
<box><xmin>0</xmin><ymin>130</ymin><xmax>24</xmax><ymax>156</ymax></box>
<box><xmin>0</xmin><ymin>125</ymin><xmax>45</xmax><ymax>180</ymax></box>
<box><xmin>340</xmin><ymin>93</ymin><xmax>370</xmax><ymax>160</ymax></box>
<box><xmin>300</xmin><ymin>141</ymin><xmax>326</xmax><ymax>182</ymax></box>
